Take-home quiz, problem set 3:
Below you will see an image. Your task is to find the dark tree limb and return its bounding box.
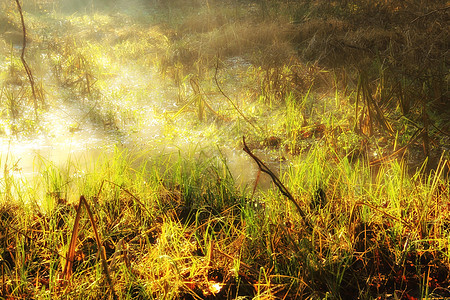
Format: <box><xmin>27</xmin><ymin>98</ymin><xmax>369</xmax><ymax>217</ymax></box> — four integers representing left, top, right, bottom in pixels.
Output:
<box><xmin>242</xmin><ymin>136</ymin><xmax>312</xmax><ymax>232</ymax></box>
<box><xmin>15</xmin><ymin>0</ymin><xmax>39</xmax><ymax>118</ymax></box>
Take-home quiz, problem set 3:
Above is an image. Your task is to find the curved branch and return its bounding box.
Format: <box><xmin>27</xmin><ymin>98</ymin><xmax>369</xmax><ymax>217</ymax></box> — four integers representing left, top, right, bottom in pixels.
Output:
<box><xmin>15</xmin><ymin>0</ymin><xmax>39</xmax><ymax>118</ymax></box>
<box><xmin>243</xmin><ymin>136</ymin><xmax>312</xmax><ymax>232</ymax></box>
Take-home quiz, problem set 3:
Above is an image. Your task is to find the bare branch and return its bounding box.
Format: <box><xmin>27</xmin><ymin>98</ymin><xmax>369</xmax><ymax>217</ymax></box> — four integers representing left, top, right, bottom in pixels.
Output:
<box><xmin>242</xmin><ymin>136</ymin><xmax>312</xmax><ymax>232</ymax></box>
<box><xmin>15</xmin><ymin>0</ymin><xmax>39</xmax><ymax>118</ymax></box>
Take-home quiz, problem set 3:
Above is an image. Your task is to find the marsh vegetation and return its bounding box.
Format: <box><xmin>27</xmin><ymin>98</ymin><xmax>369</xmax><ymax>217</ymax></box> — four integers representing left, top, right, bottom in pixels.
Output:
<box><xmin>0</xmin><ymin>0</ymin><xmax>449</xmax><ymax>299</ymax></box>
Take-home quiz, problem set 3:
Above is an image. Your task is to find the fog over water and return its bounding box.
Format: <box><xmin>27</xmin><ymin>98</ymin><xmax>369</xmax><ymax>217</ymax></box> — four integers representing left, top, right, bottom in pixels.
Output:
<box><xmin>0</xmin><ymin>63</ymin><xmax>262</xmax><ymax>194</ymax></box>
<box><xmin>0</xmin><ymin>0</ymin><xmax>293</xmax><ymax>201</ymax></box>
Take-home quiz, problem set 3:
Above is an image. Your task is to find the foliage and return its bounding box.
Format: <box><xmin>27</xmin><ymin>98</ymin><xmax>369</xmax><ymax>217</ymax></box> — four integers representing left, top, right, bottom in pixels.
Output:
<box><xmin>0</xmin><ymin>0</ymin><xmax>448</xmax><ymax>299</ymax></box>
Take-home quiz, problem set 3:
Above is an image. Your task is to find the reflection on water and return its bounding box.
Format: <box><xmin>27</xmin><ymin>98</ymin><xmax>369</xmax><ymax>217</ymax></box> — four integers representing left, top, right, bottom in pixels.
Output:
<box><xmin>0</xmin><ymin>130</ymin><xmax>111</xmax><ymax>182</ymax></box>
<box><xmin>0</xmin><ymin>100</ymin><xmax>265</xmax><ymax>198</ymax></box>
<box><xmin>0</xmin><ymin>51</ymin><xmax>269</xmax><ymax>201</ymax></box>
<box><xmin>0</xmin><ymin>101</ymin><xmax>114</xmax><ymax>179</ymax></box>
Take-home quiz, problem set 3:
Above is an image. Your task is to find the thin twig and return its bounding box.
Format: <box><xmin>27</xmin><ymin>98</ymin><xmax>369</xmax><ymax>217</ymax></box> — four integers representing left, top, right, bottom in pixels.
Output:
<box><xmin>214</xmin><ymin>58</ymin><xmax>261</xmax><ymax>131</ymax></box>
<box><xmin>62</xmin><ymin>196</ymin><xmax>118</xmax><ymax>300</ymax></box>
<box><xmin>354</xmin><ymin>201</ymin><xmax>411</xmax><ymax>228</ymax></box>
<box><xmin>410</xmin><ymin>5</ymin><xmax>450</xmax><ymax>23</ymax></box>
<box><xmin>242</xmin><ymin>136</ymin><xmax>312</xmax><ymax>232</ymax></box>
<box><xmin>81</xmin><ymin>196</ymin><xmax>117</xmax><ymax>300</ymax></box>
<box><xmin>369</xmin><ymin>128</ymin><xmax>423</xmax><ymax>166</ymax></box>
<box><xmin>104</xmin><ymin>180</ymin><xmax>152</xmax><ymax>216</ymax></box>
<box><xmin>14</xmin><ymin>0</ymin><xmax>39</xmax><ymax>118</ymax></box>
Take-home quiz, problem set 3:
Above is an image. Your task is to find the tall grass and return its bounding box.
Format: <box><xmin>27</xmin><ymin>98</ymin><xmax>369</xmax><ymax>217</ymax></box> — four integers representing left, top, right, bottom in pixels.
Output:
<box><xmin>0</xmin><ymin>137</ymin><xmax>449</xmax><ymax>299</ymax></box>
<box><xmin>0</xmin><ymin>0</ymin><xmax>448</xmax><ymax>299</ymax></box>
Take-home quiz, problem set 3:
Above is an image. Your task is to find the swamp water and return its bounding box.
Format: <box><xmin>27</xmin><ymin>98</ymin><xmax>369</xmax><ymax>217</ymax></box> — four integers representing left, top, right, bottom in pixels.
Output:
<box><xmin>0</xmin><ymin>65</ymin><xmax>275</xmax><ymax>203</ymax></box>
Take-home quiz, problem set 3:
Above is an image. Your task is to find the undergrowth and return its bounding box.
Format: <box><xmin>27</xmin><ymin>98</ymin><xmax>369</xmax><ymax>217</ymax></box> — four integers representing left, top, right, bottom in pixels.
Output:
<box><xmin>0</xmin><ymin>145</ymin><xmax>449</xmax><ymax>299</ymax></box>
<box><xmin>0</xmin><ymin>0</ymin><xmax>449</xmax><ymax>299</ymax></box>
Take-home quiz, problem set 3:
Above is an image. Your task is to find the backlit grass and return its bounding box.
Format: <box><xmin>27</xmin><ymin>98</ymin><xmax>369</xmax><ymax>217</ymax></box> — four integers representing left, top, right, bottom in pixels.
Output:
<box><xmin>0</xmin><ymin>0</ymin><xmax>449</xmax><ymax>299</ymax></box>
<box><xmin>1</xmin><ymin>142</ymin><xmax>449</xmax><ymax>299</ymax></box>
